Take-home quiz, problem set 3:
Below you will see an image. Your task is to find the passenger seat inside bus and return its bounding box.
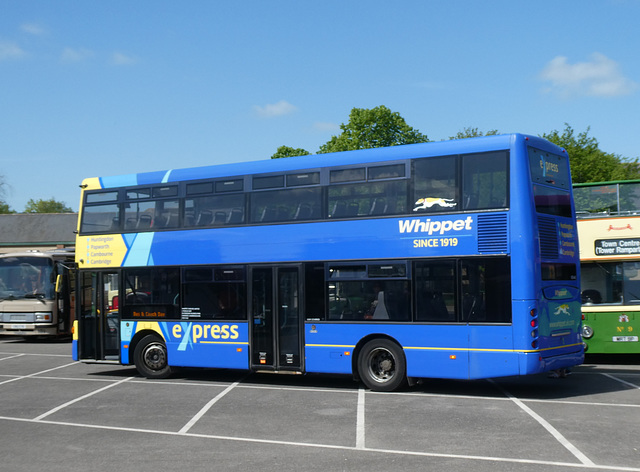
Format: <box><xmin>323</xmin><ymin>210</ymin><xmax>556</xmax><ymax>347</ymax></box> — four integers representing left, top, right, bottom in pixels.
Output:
<box><xmin>213</xmin><ymin>211</ymin><xmax>227</xmax><ymax>224</ymax></box>
<box><xmin>331</xmin><ymin>201</ymin><xmax>347</xmax><ymax>218</ymax></box>
<box><xmin>196</xmin><ymin>211</ymin><xmax>213</xmax><ymax>226</ymax></box>
<box><xmin>369</xmin><ymin>198</ymin><xmax>388</xmax><ymax>216</ymax></box>
<box><xmin>227</xmin><ymin>208</ymin><xmax>244</xmax><ymax>224</ymax></box>
<box><xmin>294</xmin><ymin>203</ymin><xmax>313</xmax><ymax>220</ymax></box>
<box><xmin>372</xmin><ymin>291</ymin><xmax>389</xmax><ymax>320</ymax></box>
<box><xmin>137</xmin><ymin>214</ymin><xmax>152</xmax><ymax>229</ymax></box>
<box><xmin>416</xmin><ymin>291</ymin><xmax>450</xmax><ymax>321</ymax></box>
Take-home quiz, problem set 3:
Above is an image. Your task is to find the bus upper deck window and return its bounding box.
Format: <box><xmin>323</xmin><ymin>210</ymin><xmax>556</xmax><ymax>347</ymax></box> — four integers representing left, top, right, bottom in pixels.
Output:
<box><xmin>86</xmin><ymin>191</ymin><xmax>118</xmax><ymax>204</ymax></box>
<box><xmin>287</xmin><ymin>172</ymin><xmax>320</xmax><ymax>187</ymax></box>
<box><xmin>330</xmin><ymin>168</ymin><xmax>366</xmax><ymax>183</ymax></box>
<box><xmin>216</xmin><ymin>179</ymin><xmax>244</xmax><ymax>193</ymax></box>
<box><xmin>253</xmin><ymin>175</ymin><xmax>284</xmax><ymax>190</ymax></box>
<box><xmin>369</xmin><ymin>164</ymin><xmax>405</xmax><ymax>180</ymax></box>
<box><xmin>187</xmin><ymin>182</ymin><xmax>214</xmax><ymax>196</ymax></box>
<box><xmin>127</xmin><ymin>188</ymin><xmax>151</xmax><ymax>200</ymax></box>
<box><xmin>153</xmin><ymin>186</ymin><xmax>178</xmax><ymax>198</ymax></box>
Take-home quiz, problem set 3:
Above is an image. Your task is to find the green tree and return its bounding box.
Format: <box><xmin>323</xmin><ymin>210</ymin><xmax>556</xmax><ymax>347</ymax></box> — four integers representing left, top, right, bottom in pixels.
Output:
<box><xmin>0</xmin><ymin>201</ymin><xmax>15</xmax><ymax>214</ymax></box>
<box><xmin>541</xmin><ymin>124</ymin><xmax>640</xmax><ymax>183</ymax></box>
<box><xmin>449</xmin><ymin>127</ymin><xmax>499</xmax><ymax>140</ymax></box>
<box><xmin>318</xmin><ymin>105</ymin><xmax>429</xmax><ymax>154</ymax></box>
<box><xmin>24</xmin><ymin>198</ymin><xmax>73</xmax><ymax>213</ymax></box>
<box><xmin>271</xmin><ymin>145</ymin><xmax>311</xmax><ymax>159</ymax></box>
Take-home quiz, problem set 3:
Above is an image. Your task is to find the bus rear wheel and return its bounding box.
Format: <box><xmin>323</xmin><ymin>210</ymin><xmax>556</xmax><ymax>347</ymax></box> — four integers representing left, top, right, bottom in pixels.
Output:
<box><xmin>358</xmin><ymin>339</ymin><xmax>407</xmax><ymax>392</ymax></box>
<box><xmin>134</xmin><ymin>335</ymin><xmax>172</xmax><ymax>379</ymax></box>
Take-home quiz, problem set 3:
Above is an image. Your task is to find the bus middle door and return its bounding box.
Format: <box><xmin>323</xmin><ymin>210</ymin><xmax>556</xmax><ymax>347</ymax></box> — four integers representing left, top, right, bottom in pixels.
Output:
<box><xmin>250</xmin><ymin>266</ymin><xmax>302</xmax><ymax>372</ymax></box>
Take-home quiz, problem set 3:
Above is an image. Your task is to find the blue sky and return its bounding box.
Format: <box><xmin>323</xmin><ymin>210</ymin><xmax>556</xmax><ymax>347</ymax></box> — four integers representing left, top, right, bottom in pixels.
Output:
<box><xmin>1</xmin><ymin>0</ymin><xmax>639</xmax><ymax>212</ymax></box>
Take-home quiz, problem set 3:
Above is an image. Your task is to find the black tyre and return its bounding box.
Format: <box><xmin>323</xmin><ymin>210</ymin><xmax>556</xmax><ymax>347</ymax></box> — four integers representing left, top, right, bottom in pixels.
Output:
<box><xmin>133</xmin><ymin>335</ymin><xmax>172</xmax><ymax>379</ymax></box>
<box><xmin>357</xmin><ymin>338</ymin><xmax>407</xmax><ymax>392</ymax></box>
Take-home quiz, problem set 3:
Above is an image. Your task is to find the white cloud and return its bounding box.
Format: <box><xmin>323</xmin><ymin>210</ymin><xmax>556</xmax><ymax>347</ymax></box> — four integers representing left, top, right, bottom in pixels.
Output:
<box><xmin>540</xmin><ymin>52</ymin><xmax>638</xmax><ymax>98</ymax></box>
<box><xmin>60</xmin><ymin>47</ymin><xmax>94</xmax><ymax>63</ymax></box>
<box><xmin>110</xmin><ymin>52</ymin><xmax>137</xmax><ymax>65</ymax></box>
<box><xmin>253</xmin><ymin>100</ymin><xmax>297</xmax><ymax>118</ymax></box>
<box><xmin>21</xmin><ymin>23</ymin><xmax>46</xmax><ymax>35</ymax></box>
<box><xmin>0</xmin><ymin>40</ymin><xmax>25</xmax><ymax>60</ymax></box>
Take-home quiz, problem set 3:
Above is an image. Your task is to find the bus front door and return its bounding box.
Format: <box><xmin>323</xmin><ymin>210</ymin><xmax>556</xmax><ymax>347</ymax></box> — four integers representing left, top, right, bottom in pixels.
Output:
<box><xmin>250</xmin><ymin>266</ymin><xmax>302</xmax><ymax>371</ymax></box>
<box><xmin>78</xmin><ymin>271</ymin><xmax>120</xmax><ymax>361</ymax></box>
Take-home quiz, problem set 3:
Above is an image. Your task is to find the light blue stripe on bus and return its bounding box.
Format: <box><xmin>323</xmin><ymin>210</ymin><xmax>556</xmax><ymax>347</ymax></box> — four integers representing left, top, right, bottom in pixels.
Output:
<box><xmin>123</xmin><ymin>233</ymin><xmax>155</xmax><ymax>266</ymax></box>
<box><xmin>100</xmin><ymin>174</ymin><xmax>138</xmax><ymax>188</ymax></box>
<box><xmin>177</xmin><ymin>323</ymin><xmax>193</xmax><ymax>351</ymax></box>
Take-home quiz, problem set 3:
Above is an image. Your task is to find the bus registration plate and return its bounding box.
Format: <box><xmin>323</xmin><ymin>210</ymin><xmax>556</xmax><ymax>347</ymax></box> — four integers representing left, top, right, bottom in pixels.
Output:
<box><xmin>612</xmin><ymin>336</ymin><xmax>639</xmax><ymax>342</ymax></box>
<box><xmin>11</xmin><ymin>324</ymin><xmax>27</xmax><ymax>329</ymax></box>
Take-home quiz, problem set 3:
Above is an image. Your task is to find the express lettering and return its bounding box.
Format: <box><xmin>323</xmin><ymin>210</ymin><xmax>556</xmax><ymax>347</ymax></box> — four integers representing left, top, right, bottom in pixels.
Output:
<box><xmin>172</xmin><ymin>323</ymin><xmax>239</xmax><ymax>342</ymax></box>
<box><xmin>540</xmin><ymin>158</ymin><xmax>559</xmax><ymax>174</ymax></box>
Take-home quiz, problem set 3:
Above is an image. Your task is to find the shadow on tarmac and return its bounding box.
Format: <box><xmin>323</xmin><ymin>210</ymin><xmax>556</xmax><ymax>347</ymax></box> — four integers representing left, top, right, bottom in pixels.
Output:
<box><xmin>82</xmin><ymin>359</ymin><xmax>639</xmax><ymax>402</ymax></box>
<box><xmin>1</xmin><ymin>335</ymin><xmax>71</xmax><ymax>344</ymax></box>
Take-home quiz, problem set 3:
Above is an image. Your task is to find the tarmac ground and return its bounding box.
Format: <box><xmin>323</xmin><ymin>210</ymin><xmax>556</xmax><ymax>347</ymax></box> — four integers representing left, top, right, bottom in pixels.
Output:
<box><xmin>1</xmin><ymin>337</ymin><xmax>639</xmax><ymax>472</ymax></box>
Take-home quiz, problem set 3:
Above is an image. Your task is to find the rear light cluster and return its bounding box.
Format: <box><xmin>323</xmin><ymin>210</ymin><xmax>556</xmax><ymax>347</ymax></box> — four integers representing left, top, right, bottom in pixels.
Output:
<box><xmin>530</xmin><ymin>308</ymin><xmax>539</xmax><ymax>349</ymax></box>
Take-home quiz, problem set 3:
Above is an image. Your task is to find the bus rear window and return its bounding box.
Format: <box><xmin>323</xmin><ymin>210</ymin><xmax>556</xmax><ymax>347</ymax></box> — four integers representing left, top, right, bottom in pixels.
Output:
<box><xmin>528</xmin><ymin>148</ymin><xmax>570</xmax><ymax>190</ymax></box>
<box><xmin>533</xmin><ymin>185</ymin><xmax>572</xmax><ymax>218</ymax></box>
<box><xmin>542</xmin><ymin>263</ymin><xmax>577</xmax><ymax>281</ymax></box>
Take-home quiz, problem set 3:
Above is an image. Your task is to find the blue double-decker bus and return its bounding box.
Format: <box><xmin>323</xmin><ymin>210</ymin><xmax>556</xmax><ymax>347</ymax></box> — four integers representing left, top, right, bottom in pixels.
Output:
<box><xmin>72</xmin><ymin>134</ymin><xmax>583</xmax><ymax>391</ymax></box>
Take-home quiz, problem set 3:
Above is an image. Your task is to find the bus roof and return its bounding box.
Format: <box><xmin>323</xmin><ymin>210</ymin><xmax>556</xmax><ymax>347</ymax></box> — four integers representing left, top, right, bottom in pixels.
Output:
<box><xmin>85</xmin><ymin>134</ymin><xmax>565</xmax><ymax>190</ymax></box>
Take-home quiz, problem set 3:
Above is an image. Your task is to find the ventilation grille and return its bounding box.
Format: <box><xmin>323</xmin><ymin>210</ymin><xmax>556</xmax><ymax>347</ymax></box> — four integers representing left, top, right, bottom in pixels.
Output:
<box><xmin>538</xmin><ymin>216</ymin><xmax>559</xmax><ymax>259</ymax></box>
<box><xmin>477</xmin><ymin>214</ymin><xmax>508</xmax><ymax>253</ymax></box>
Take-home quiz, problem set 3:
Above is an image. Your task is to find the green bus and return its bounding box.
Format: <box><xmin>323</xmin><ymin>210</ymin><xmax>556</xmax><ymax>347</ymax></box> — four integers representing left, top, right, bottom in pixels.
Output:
<box><xmin>575</xmin><ymin>180</ymin><xmax>640</xmax><ymax>354</ymax></box>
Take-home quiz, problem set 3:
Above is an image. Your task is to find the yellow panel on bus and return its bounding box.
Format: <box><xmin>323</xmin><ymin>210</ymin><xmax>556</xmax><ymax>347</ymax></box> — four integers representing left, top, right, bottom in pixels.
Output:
<box><xmin>76</xmin><ymin>234</ymin><xmax>128</xmax><ymax>268</ymax></box>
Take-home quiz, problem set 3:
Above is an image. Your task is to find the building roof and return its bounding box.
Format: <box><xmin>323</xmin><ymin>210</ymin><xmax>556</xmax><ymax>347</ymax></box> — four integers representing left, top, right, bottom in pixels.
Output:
<box><xmin>0</xmin><ymin>213</ymin><xmax>78</xmax><ymax>250</ymax></box>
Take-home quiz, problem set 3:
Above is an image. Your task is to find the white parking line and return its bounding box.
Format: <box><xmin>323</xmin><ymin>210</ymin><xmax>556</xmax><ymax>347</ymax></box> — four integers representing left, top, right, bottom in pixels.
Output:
<box><xmin>375</xmin><ymin>389</ymin><xmax>640</xmax><ymax>409</ymax></box>
<box><xmin>490</xmin><ymin>380</ymin><xmax>595</xmax><ymax>467</ymax></box>
<box><xmin>0</xmin><ymin>353</ymin><xmax>26</xmax><ymax>362</ymax></box>
<box><xmin>2</xmin><ymin>415</ymin><xmax>640</xmax><ymax>472</ymax></box>
<box><xmin>0</xmin><ymin>351</ymin><xmax>70</xmax><ymax>358</ymax></box>
<box><xmin>179</xmin><ymin>377</ymin><xmax>246</xmax><ymax>434</ymax></box>
<box><xmin>0</xmin><ymin>361</ymin><xmax>79</xmax><ymax>386</ymax></box>
<box><xmin>601</xmin><ymin>373</ymin><xmax>640</xmax><ymax>389</ymax></box>
<box><xmin>356</xmin><ymin>387</ymin><xmax>365</xmax><ymax>449</ymax></box>
<box><xmin>1</xmin><ymin>358</ymin><xmax>638</xmax><ymax>471</ymax></box>
<box><xmin>33</xmin><ymin>376</ymin><xmax>135</xmax><ymax>421</ymax></box>
<box><xmin>524</xmin><ymin>398</ymin><xmax>640</xmax><ymax>408</ymax></box>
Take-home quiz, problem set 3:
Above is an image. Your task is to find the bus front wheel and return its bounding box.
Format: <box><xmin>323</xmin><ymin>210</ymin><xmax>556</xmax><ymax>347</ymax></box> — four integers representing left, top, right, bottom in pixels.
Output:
<box><xmin>358</xmin><ymin>339</ymin><xmax>407</xmax><ymax>392</ymax></box>
<box><xmin>134</xmin><ymin>335</ymin><xmax>172</xmax><ymax>379</ymax></box>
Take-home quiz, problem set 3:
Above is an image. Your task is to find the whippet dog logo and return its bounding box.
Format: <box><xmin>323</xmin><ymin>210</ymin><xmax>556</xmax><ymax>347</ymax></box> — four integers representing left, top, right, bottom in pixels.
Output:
<box><xmin>554</xmin><ymin>304</ymin><xmax>571</xmax><ymax>316</ymax></box>
<box><xmin>413</xmin><ymin>197</ymin><xmax>457</xmax><ymax>211</ymax></box>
